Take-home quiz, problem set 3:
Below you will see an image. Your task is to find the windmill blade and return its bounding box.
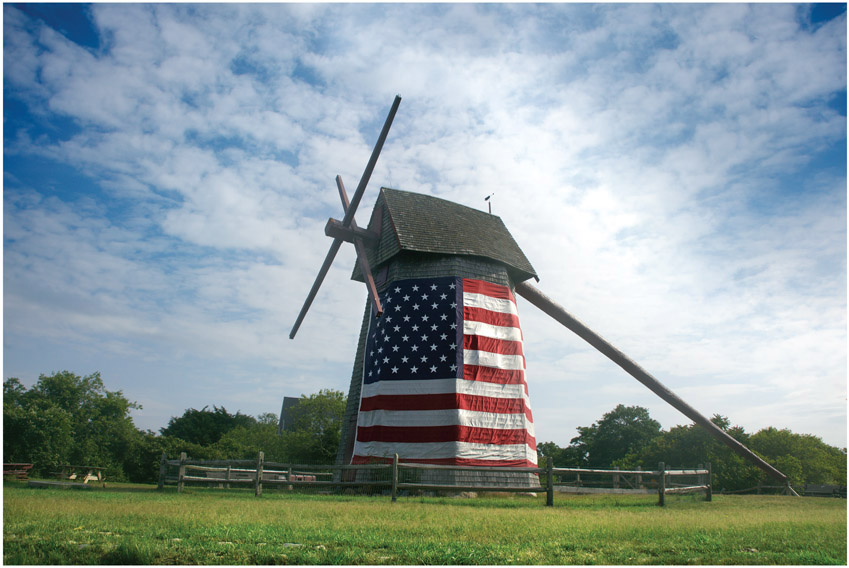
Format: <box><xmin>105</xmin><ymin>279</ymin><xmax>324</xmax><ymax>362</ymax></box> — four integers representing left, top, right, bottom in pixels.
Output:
<box><xmin>289</xmin><ymin>96</ymin><xmax>401</xmax><ymax>339</ymax></box>
<box><xmin>341</xmin><ymin>95</ymin><xmax>401</xmax><ymax>228</ymax></box>
<box><xmin>289</xmin><ymin>238</ymin><xmax>343</xmax><ymax>339</ymax></box>
<box><xmin>514</xmin><ymin>281</ymin><xmax>789</xmax><ymax>484</ymax></box>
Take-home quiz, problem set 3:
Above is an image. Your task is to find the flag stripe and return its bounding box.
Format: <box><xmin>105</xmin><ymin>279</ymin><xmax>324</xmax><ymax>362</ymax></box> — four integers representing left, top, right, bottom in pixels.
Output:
<box><xmin>464</xmin><ymin>333</ymin><xmax>524</xmax><ymax>356</ymax></box>
<box><xmin>464</xmin><ymin>305</ymin><xmax>522</xmax><ymax>330</ymax></box>
<box><xmin>352</xmin><ymin>455</ymin><xmax>538</xmax><ymax>468</ymax></box>
<box><xmin>353</xmin><ymin>441</ymin><xmax>537</xmax><ymax>464</ymax></box>
<box><xmin>463</xmin><ymin>319</ymin><xmax>523</xmax><ymax>341</ymax></box>
<box><xmin>464</xmin><ymin>349</ymin><xmax>525</xmax><ymax>370</ymax></box>
<box><xmin>359</xmin><ymin>393</ymin><xmax>533</xmax><ymax>420</ymax></box>
<box><xmin>357</xmin><ymin>425</ymin><xmax>537</xmax><ymax>448</ymax></box>
<box><xmin>361</xmin><ymin>377</ymin><xmax>529</xmax><ymax>399</ymax></box>
<box><xmin>357</xmin><ymin>409</ymin><xmax>536</xmax><ymax>431</ymax></box>
<box><xmin>463</xmin><ymin>292</ymin><xmax>519</xmax><ymax>316</ymax></box>
<box><xmin>463</xmin><ymin>278</ymin><xmax>517</xmax><ymax>302</ymax></box>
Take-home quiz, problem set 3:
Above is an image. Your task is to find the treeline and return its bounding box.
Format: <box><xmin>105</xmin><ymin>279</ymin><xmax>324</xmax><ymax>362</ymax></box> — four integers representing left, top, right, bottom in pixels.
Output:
<box><xmin>3</xmin><ymin>371</ymin><xmax>345</xmax><ymax>484</ymax></box>
<box><xmin>537</xmin><ymin>404</ymin><xmax>847</xmax><ymax>491</ymax></box>
<box><xmin>5</xmin><ymin>372</ymin><xmax>845</xmax><ymax>491</ymax></box>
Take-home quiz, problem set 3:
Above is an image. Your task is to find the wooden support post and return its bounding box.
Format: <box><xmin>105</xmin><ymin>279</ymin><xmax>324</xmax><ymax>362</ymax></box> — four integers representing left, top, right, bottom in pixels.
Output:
<box><xmin>391</xmin><ymin>453</ymin><xmax>399</xmax><ymax>502</ymax></box>
<box><xmin>657</xmin><ymin>462</ymin><xmax>665</xmax><ymax>507</ymax></box>
<box><xmin>255</xmin><ymin>451</ymin><xmax>264</xmax><ymax>497</ymax></box>
<box><xmin>613</xmin><ymin>466</ymin><xmax>620</xmax><ymax>489</ymax></box>
<box><xmin>706</xmin><ymin>462</ymin><xmax>712</xmax><ymax>502</ymax></box>
<box><xmin>177</xmin><ymin>452</ymin><xmax>187</xmax><ymax>493</ymax></box>
<box><xmin>636</xmin><ymin>466</ymin><xmax>643</xmax><ymax>489</ymax></box>
<box><xmin>157</xmin><ymin>452</ymin><xmax>167</xmax><ymax>490</ymax></box>
<box><xmin>226</xmin><ymin>464</ymin><xmax>231</xmax><ymax>489</ymax></box>
<box><xmin>546</xmin><ymin>456</ymin><xmax>554</xmax><ymax>507</ymax></box>
<box><xmin>288</xmin><ymin>466</ymin><xmax>293</xmax><ymax>491</ymax></box>
<box><xmin>576</xmin><ymin>472</ymin><xmax>582</xmax><ymax>487</ymax></box>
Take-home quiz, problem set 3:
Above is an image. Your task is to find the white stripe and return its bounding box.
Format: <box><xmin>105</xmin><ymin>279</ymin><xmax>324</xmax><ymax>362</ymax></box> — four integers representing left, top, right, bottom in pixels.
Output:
<box><xmin>357</xmin><ymin>409</ymin><xmax>535</xmax><ymax>434</ymax></box>
<box><xmin>464</xmin><ymin>350</ymin><xmax>525</xmax><ymax>370</ymax></box>
<box><xmin>464</xmin><ymin>320</ymin><xmax>523</xmax><ymax>342</ymax></box>
<box><xmin>463</xmin><ymin>292</ymin><xmax>518</xmax><ymax>315</ymax></box>
<box><xmin>361</xmin><ymin>378</ymin><xmax>529</xmax><ymax>402</ymax></box>
<box><xmin>353</xmin><ymin>440</ymin><xmax>537</xmax><ymax>464</ymax></box>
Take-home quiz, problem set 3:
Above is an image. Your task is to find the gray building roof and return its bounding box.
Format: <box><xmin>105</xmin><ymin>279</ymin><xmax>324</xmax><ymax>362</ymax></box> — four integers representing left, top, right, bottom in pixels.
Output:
<box><xmin>352</xmin><ymin>188</ymin><xmax>537</xmax><ymax>284</ymax></box>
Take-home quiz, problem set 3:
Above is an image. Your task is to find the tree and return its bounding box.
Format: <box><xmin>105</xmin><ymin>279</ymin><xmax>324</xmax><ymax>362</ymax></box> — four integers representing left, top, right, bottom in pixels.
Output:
<box><xmin>3</xmin><ymin>371</ymin><xmax>142</xmax><ymax>480</ymax></box>
<box><xmin>749</xmin><ymin>427</ymin><xmax>847</xmax><ymax>487</ymax></box>
<box><xmin>569</xmin><ymin>405</ymin><xmax>662</xmax><ymax>468</ymax></box>
<box><xmin>281</xmin><ymin>389</ymin><xmax>346</xmax><ymax>463</ymax></box>
<box><xmin>160</xmin><ymin>406</ymin><xmax>257</xmax><ymax>446</ymax></box>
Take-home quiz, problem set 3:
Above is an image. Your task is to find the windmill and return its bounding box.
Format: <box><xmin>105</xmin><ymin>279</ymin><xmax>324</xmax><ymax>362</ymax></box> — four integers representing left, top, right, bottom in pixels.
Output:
<box><xmin>290</xmin><ymin>96</ymin><xmax>791</xmax><ymax>490</ymax></box>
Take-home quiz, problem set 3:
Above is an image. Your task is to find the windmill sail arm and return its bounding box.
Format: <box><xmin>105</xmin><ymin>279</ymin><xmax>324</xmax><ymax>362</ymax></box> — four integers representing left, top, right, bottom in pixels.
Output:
<box><xmin>514</xmin><ymin>281</ymin><xmax>788</xmax><ymax>484</ymax></box>
<box><xmin>289</xmin><ymin>238</ymin><xmax>344</xmax><ymax>339</ymax></box>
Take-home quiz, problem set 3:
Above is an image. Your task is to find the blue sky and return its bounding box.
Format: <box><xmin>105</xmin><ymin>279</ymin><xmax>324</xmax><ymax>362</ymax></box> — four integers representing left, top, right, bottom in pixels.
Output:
<box><xmin>4</xmin><ymin>3</ymin><xmax>846</xmax><ymax>449</ymax></box>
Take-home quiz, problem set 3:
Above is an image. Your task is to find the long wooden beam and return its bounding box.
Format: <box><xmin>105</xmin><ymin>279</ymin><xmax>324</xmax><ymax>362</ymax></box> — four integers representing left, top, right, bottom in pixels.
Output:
<box><xmin>514</xmin><ymin>281</ymin><xmax>788</xmax><ymax>484</ymax></box>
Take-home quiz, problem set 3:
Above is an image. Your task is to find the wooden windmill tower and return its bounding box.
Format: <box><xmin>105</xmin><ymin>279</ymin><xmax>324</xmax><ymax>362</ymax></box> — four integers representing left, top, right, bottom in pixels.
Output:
<box><xmin>290</xmin><ymin>96</ymin><xmax>791</xmax><ymax>489</ymax></box>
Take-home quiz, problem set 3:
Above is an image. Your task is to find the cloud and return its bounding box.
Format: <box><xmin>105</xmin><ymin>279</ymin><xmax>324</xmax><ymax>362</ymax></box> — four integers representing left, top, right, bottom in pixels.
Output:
<box><xmin>4</xmin><ymin>4</ymin><xmax>845</xmax><ymax>446</ymax></box>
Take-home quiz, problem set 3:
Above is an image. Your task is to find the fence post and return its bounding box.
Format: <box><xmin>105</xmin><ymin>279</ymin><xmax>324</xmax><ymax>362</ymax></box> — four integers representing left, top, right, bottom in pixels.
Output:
<box><xmin>706</xmin><ymin>462</ymin><xmax>712</xmax><ymax>502</ymax></box>
<box><xmin>391</xmin><ymin>453</ymin><xmax>399</xmax><ymax>502</ymax></box>
<box><xmin>613</xmin><ymin>466</ymin><xmax>620</xmax><ymax>490</ymax></box>
<box><xmin>225</xmin><ymin>464</ymin><xmax>231</xmax><ymax>490</ymax></box>
<box><xmin>255</xmin><ymin>451</ymin><xmax>264</xmax><ymax>497</ymax></box>
<box><xmin>546</xmin><ymin>456</ymin><xmax>554</xmax><ymax>507</ymax></box>
<box><xmin>576</xmin><ymin>472</ymin><xmax>582</xmax><ymax>487</ymax></box>
<box><xmin>157</xmin><ymin>452</ymin><xmax>167</xmax><ymax>490</ymax></box>
<box><xmin>288</xmin><ymin>466</ymin><xmax>293</xmax><ymax>491</ymax></box>
<box><xmin>636</xmin><ymin>466</ymin><xmax>643</xmax><ymax>489</ymax></box>
<box><xmin>177</xmin><ymin>452</ymin><xmax>187</xmax><ymax>493</ymax></box>
<box><xmin>657</xmin><ymin>462</ymin><xmax>665</xmax><ymax>507</ymax></box>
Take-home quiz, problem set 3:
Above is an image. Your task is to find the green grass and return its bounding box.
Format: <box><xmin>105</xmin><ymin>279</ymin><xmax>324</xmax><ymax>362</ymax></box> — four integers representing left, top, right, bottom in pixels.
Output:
<box><xmin>4</xmin><ymin>480</ymin><xmax>846</xmax><ymax>564</ymax></box>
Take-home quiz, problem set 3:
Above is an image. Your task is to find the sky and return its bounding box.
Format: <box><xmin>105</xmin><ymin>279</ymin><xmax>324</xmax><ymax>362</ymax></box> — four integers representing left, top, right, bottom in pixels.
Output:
<box><xmin>3</xmin><ymin>3</ymin><xmax>847</xmax><ymax>450</ymax></box>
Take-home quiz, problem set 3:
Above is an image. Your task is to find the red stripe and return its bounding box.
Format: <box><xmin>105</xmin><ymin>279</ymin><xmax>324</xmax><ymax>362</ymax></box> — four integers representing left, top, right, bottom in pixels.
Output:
<box><xmin>463</xmin><ymin>364</ymin><xmax>525</xmax><ymax>386</ymax></box>
<box><xmin>352</xmin><ymin>455</ymin><xmax>538</xmax><ymax>468</ymax></box>
<box><xmin>463</xmin><ymin>334</ymin><xmax>524</xmax><ymax>357</ymax></box>
<box><xmin>463</xmin><ymin>306</ymin><xmax>521</xmax><ymax>328</ymax></box>
<box><xmin>356</xmin><ymin>425</ymin><xmax>537</xmax><ymax>449</ymax></box>
<box><xmin>360</xmin><ymin>393</ymin><xmax>533</xmax><ymax>420</ymax></box>
<box><xmin>462</xmin><ymin>279</ymin><xmax>515</xmax><ymax>303</ymax></box>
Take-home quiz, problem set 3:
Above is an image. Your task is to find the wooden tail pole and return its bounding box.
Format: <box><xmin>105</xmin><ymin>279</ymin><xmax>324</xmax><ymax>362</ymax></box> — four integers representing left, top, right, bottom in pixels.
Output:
<box><xmin>514</xmin><ymin>281</ymin><xmax>789</xmax><ymax>484</ymax></box>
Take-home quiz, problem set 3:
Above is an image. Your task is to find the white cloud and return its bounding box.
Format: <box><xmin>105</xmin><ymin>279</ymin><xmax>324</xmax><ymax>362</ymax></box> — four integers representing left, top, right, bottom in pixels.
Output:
<box><xmin>4</xmin><ymin>4</ymin><xmax>845</xmax><ymax>447</ymax></box>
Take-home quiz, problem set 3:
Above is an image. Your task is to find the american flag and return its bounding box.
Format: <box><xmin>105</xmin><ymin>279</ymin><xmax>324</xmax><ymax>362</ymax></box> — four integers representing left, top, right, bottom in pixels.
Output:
<box><xmin>351</xmin><ymin>277</ymin><xmax>537</xmax><ymax>467</ymax></box>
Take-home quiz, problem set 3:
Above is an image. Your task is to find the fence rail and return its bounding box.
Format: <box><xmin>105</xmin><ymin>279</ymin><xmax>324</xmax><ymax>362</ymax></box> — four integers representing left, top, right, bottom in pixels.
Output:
<box><xmin>158</xmin><ymin>452</ymin><xmax>714</xmax><ymax>507</ymax></box>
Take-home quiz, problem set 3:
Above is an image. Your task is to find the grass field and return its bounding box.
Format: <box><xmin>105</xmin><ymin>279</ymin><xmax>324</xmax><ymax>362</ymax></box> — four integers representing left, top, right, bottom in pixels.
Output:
<box><xmin>3</xmin><ymin>481</ymin><xmax>846</xmax><ymax>565</ymax></box>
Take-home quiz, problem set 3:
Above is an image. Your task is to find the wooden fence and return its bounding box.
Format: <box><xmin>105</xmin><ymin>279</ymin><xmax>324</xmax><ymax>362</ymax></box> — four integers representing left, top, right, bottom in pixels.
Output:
<box><xmin>158</xmin><ymin>453</ymin><xmax>711</xmax><ymax>507</ymax></box>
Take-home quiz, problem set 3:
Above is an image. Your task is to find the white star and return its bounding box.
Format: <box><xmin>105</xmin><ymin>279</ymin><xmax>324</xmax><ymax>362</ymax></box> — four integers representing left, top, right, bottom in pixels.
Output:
<box><xmin>450</xmin><ymin>364</ymin><xmax>457</xmax><ymax>371</ymax></box>
<box><xmin>413</xmin><ymin>303</ymin><xmax>420</xmax><ymax>310</ymax></box>
<box><xmin>440</xmin><ymin>333</ymin><xmax>448</xmax><ymax>341</ymax></box>
<box><xmin>430</xmin><ymin>365</ymin><xmax>437</xmax><ymax>373</ymax></box>
<box><xmin>440</xmin><ymin>314</ymin><xmax>448</xmax><ymax>321</ymax></box>
<box><xmin>391</xmin><ymin>366</ymin><xmax>399</xmax><ymax>374</ymax></box>
<box><xmin>385</xmin><ymin>316</ymin><xmax>392</xmax><ymax>323</ymax></box>
<box><xmin>395</xmin><ymin>286</ymin><xmax>401</xmax><ymax>293</ymax></box>
<box><xmin>412</xmin><ymin>324</ymin><xmax>419</xmax><ymax>331</ymax></box>
<box><xmin>431</xmin><ymin>324</ymin><xmax>438</xmax><ymax>331</ymax></box>
<box><xmin>412</xmin><ymin>285</ymin><xmax>419</xmax><ymax>292</ymax></box>
<box><xmin>421</xmin><ymin>334</ymin><xmax>429</xmax><ymax>342</ymax></box>
<box><xmin>440</xmin><ymin>354</ymin><xmax>447</xmax><ymax>362</ymax></box>
<box><xmin>440</xmin><ymin>293</ymin><xmax>447</xmax><ymax>300</ymax></box>
<box><xmin>411</xmin><ymin>345</ymin><xmax>419</xmax><ymax>352</ymax></box>
<box><xmin>431</xmin><ymin>284</ymin><xmax>438</xmax><ymax>291</ymax></box>
<box><xmin>420</xmin><ymin>355</ymin><xmax>428</xmax><ymax>363</ymax></box>
<box><xmin>411</xmin><ymin>365</ymin><xmax>419</xmax><ymax>373</ymax></box>
<box><xmin>401</xmin><ymin>356</ymin><xmax>409</xmax><ymax>363</ymax></box>
<box><xmin>383</xmin><ymin>357</ymin><xmax>390</xmax><ymax>364</ymax></box>
<box><xmin>403</xmin><ymin>315</ymin><xmax>411</xmax><ymax>322</ymax></box>
<box><xmin>403</xmin><ymin>294</ymin><xmax>410</xmax><ymax>301</ymax></box>
<box><xmin>450</xmin><ymin>323</ymin><xmax>457</xmax><ymax>329</ymax></box>
<box><xmin>395</xmin><ymin>305</ymin><xmax>402</xmax><ymax>312</ymax></box>
<box><xmin>449</xmin><ymin>283</ymin><xmax>456</xmax><ymax>289</ymax></box>
<box><xmin>422</xmin><ymin>293</ymin><xmax>428</xmax><ymax>301</ymax></box>
<box><xmin>392</xmin><ymin>345</ymin><xmax>400</xmax><ymax>352</ymax></box>
<box><xmin>430</xmin><ymin>344</ymin><xmax>438</xmax><ymax>351</ymax></box>
<box><xmin>378</xmin><ymin>347</ymin><xmax>383</xmax><ymax>353</ymax></box>
<box><xmin>394</xmin><ymin>325</ymin><xmax>401</xmax><ymax>332</ymax></box>
<box><xmin>431</xmin><ymin>302</ymin><xmax>438</xmax><ymax>310</ymax></box>
<box><xmin>402</xmin><ymin>335</ymin><xmax>409</xmax><ymax>342</ymax></box>
<box><xmin>450</xmin><ymin>302</ymin><xmax>457</xmax><ymax>309</ymax></box>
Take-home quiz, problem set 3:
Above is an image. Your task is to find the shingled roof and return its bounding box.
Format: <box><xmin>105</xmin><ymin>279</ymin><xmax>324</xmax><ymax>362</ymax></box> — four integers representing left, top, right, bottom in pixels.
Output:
<box><xmin>352</xmin><ymin>187</ymin><xmax>537</xmax><ymax>284</ymax></box>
